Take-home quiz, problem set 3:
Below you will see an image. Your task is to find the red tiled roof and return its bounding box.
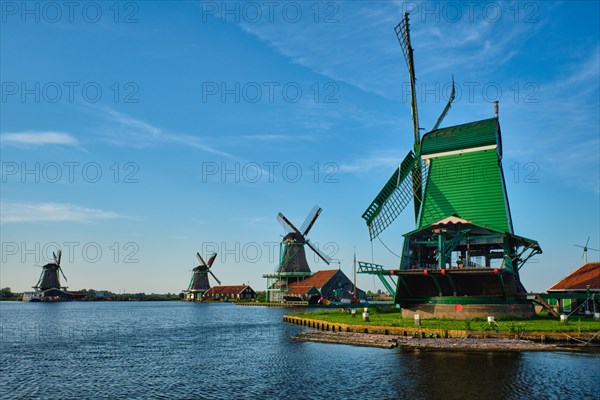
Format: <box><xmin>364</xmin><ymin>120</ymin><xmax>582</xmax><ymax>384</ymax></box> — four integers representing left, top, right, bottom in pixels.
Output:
<box><xmin>286</xmin><ymin>285</ymin><xmax>316</xmax><ymax>295</ymax></box>
<box><xmin>547</xmin><ymin>262</ymin><xmax>600</xmax><ymax>292</ymax></box>
<box><xmin>287</xmin><ymin>270</ymin><xmax>338</xmax><ymax>293</ymax></box>
<box><xmin>204</xmin><ymin>285</ymin><xmax>251</xmax><ymax>296</ymax></box>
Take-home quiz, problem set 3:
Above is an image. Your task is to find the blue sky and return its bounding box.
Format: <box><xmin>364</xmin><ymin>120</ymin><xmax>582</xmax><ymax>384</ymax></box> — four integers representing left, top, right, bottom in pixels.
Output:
<box><xmin>1</xmin><ymin>1</ymin><xmax>598</xmax><ymax>294</ymax></box>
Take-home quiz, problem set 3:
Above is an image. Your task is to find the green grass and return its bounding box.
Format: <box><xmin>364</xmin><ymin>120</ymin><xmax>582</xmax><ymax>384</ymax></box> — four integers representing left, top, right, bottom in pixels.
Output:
<box><xmin>288</xmin><ymin>309</ymin><xmax>600</xmax><ymax>333</ymax></box>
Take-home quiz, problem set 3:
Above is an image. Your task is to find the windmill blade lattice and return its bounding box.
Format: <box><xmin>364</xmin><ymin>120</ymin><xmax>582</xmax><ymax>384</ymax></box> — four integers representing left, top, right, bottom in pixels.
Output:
<box><xmin>277</xmin><ymin>213</ymin><xmax>300</xmax><ymax>234</ymax></box>
<box><xmin>306</xmin><ymin>239</ymin><xmax>332</xmax><ymax>265</ymax></box>
<box><xmin>208</xmin><ymin>269</ymin><xmax>221</xmax><ymax>285</ymax></box>
<box><xmin>362</xmin><ymin>151</ymin><xmax>428</xmax><ymax>240</ymax></box>
<box><xmin>206</xmin><ymin>253</ymin><xmax>217</xmax><ymax>268</ymax></box>
<box><xmin>196</xmin><ymin>252</ymin><xmax>207</xmax><ymax>267</ymax></box>
<box><xmin>58</xmin><ymin>265</ymin><xmax>68</xmax><ymax>282</ymax></box>
<box><xmin>301</xmin><ymin>205</ymin><xmax>322</xmax><ymax>236</ymax></box>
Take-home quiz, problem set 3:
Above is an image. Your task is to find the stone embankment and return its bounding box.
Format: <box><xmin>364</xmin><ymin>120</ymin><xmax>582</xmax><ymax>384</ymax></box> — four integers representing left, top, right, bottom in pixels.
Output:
<box><xmin>284</xmin><ymin>315</ymin><xmax>600</xmax><ymax>351</ymax></box>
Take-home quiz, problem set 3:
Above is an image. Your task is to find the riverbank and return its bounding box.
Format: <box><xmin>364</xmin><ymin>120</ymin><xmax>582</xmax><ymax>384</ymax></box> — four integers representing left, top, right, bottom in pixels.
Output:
<box><xmin>236</xmin><ymin>301</ymin><xmax>309</xmax><ymax>307</ymax></box>
<box><xmin>291</xmin><ymin>331</ymin><xmax>572</xmax><ymax>351</ymax></box>
<box><xmin>288</xmin><ymin>309</ymin><xmax>600</xmax><ymax>333</ymax></box>
<box><xmin>236</xmin><ymin>301</ymin><xmax>394</xmax><ymax>308</ymax></box>
<box><xmin>284</xmin><ymin>310</ymin><xmax>600</xmax><ymax>350</ymax></box>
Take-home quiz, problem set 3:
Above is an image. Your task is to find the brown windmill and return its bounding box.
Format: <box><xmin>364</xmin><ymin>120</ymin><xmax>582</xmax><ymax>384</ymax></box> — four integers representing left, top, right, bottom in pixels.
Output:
<box><xmin>183</xmin><ymin>252</ymin><xmax>220</xmax><ymax>301</ymax></box>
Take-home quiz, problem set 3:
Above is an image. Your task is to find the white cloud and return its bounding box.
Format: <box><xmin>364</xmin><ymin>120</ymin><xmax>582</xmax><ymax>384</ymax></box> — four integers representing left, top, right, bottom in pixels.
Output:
<box><xmin>237</xmin><ymin>2</ymin><xmax>544</xmax><ymax>99</ymax></box>
<box><xmin>241</xmin><ymin>134</ymin><xmax>317</xmax><ymax>142</ymax></box>
<box><xmin>0</xmin><ymin>202</ymin><xmax>123</xmax><ymax>223</ymax></box>
<box><xmin>1</xmin><ymin>131</ymin><xmax>79</xmax><ymax>147</ymax></box>
<box><xmin>338</xmin><ymin>154</ymin><xmax>403</xmax><ymax>174</ymax></box>
<box><xmin>502</xmin><ymin>49</ymin><xmax>600</xmax><ymax>193</ymax></box>
<box><xmin>94</xmin><ymin>106</ymin><xmax>234</xmax><ymax>157</ymax></box>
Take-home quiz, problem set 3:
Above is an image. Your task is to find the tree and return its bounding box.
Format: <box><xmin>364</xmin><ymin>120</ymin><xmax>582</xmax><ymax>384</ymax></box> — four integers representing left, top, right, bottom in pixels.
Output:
<box><xmin>0</xmin><ymin>287</ymin><xmax>14</xmax><ymax>299</ymax></box>
<box><xmin>255</xmin><ymin>291</ymin><xmax>267</xmax><ymax>302</ymax></box>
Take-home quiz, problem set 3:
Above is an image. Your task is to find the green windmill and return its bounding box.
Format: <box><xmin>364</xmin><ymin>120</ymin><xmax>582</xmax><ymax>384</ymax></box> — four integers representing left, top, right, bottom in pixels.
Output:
<box><xmin>359</xmin><ymin>13</ymin><xmax>542</xmax><ymax>319</ymax></box>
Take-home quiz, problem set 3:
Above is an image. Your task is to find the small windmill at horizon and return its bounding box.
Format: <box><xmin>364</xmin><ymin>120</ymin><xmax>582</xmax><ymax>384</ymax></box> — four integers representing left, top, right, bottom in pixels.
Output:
<box><xmin>34</xmin><ymin>249</ymin><xmax>68</xmax><ymax>291</ymax></box>
<box><xmin>183</xmin><ymin>251</ymin><xmax>221</xmax><ymax>301</ymax></box>
<box><xmin>573</xmin><ymin>237</ymin><xmax>598</xmax><ymax>264</ymax></box>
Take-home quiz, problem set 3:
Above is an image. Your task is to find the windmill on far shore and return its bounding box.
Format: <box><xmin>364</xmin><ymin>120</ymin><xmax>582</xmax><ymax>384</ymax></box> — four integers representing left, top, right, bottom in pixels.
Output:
<box><xmin>276</xmin><ymin>205</ymin><xmax>332</xmax><ymax>274</ymax></box>
<box><xmin>183</xmin><ymin>251</ymin><xmax>221</xmax><ymax>301</ymax></box>
<box><xmin>34</xmin><ymin>249</ymin><xmax>68</xmax><ymax>291</ymax></box>
<box><xmin>574</xmin><ymin>237</ymin><xmax>599</xmax><ymax>264</ymax></box>
<box><xmin>22</xmin><ymin>248</ymin><xmax>86</xmax><ymax>301</ymax></box>
<box><xmin>263</xmin><ymin>205</ymin><xmax>332</xmax><ymax>302</ymax></box>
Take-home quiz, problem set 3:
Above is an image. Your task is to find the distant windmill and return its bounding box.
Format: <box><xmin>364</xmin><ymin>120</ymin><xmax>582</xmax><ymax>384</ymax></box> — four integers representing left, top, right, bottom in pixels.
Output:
<box><xmin>184</xmin><ymin>252</ymin><xmax>221</xmax><ymax>301</ymax></box>
<box><xmin>34</xmin><ymin>249</ymin><xmax>68</xmax><ymax>291</ymax></box>
<box><xmin>574</xmin><ymin>237</ymin><xmax>598</xmax><ymax>264</ymax></box>
<box><xmin>277</xmin><ymin>205</ymin><xmax>332</xmax><ymax>273</ymax></box>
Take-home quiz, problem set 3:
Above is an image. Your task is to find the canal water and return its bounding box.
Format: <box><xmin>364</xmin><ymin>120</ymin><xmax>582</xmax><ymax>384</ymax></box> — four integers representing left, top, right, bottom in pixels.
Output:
<box><xmin>1</xmin><ymin>302</ymin><xmax>598</xmax><ymax>399</ymax></box>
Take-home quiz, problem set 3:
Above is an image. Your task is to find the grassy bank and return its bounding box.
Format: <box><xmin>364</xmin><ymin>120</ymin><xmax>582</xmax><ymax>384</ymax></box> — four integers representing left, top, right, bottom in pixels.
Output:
<box><xmin>289</xmin><ymin>309</ymin><xmax>600</xmax><ymax>333</ymax></box>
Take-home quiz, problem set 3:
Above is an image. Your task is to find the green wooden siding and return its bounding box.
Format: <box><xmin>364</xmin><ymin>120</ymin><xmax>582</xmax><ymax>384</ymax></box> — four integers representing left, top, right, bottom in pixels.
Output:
<box><xmin>421</xmin><ymin>117</ymin><xmax>498</xmax><ymax>156</ymax></box>
<box><xmin>419</xmin><ymin>150</ymin><xmax>511</xmax><ymax>232</ymax></box>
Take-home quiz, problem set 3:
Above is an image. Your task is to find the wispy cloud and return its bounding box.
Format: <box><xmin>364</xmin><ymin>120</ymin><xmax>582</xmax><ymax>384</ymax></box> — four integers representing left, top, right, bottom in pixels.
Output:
<box><xmin>90</xmin><ymin>105</ymin><xmax>234</xmax><ymax>158</ymax></box>
<box><xmin>237</xmin><ymin>2</ymin><xmax>544</xmax><ymax>99</ymax></box>
<box><xmin>236</xmin><ymin>2</ymin><xmax>597</xmax><ymax>193</ymax></box>
<box><xmin>1</xmin><ymin>131</ymin><xmax>79</xmax><ymax>147</ymax></box>
<box><xmin>503</xmin><ymin>48</ymin><xmax>600</xmax><ymax>193</ymax></box>
<box><xmin>241</xmin><ymin>134</ymin><xmax>317</xmax><ymax>142</ymax></box>
<box><xmin>0</xmin><ymin>202</ymin><xmax>123</xmax><ymax>223</ymax></box>
<box><xmin>338</xmin><ymin>154</ymin><xmax>402</xmax><ymax>174</ymax></box>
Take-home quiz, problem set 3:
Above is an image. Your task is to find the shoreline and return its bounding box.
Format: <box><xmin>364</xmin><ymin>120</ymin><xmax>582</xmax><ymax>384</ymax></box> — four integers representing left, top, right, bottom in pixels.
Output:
<box><xmin>284</xmin><ymin>315</ymin><xmax>600</xmax><ymax>351</ymax></box>
<box><xmin>291</xmin><ymin>331</ymin><xmax>586</xmax><ymax>352</ymax></box>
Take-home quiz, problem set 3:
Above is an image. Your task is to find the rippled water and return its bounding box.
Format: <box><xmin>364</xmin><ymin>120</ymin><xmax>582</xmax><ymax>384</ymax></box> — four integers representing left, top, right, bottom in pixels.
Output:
<box><xmin>1</xmin><ymin>302</ymin><xmax>598</xmax><ymax>399</ymax></box>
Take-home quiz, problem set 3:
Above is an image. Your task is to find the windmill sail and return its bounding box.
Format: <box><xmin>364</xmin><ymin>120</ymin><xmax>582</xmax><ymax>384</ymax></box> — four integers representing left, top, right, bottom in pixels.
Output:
<box><xmin>277</xmin><ymin>205</ymin><xmax>331</xmax><ymax>272</ymax></box>
<box><xmin>196</xmin><ymin>252</ymin><xmax>207</xmax><ymax>267</ymax></box>
<box><xmin>206</xmin><ymin>253</ymin><xmax>217</xmax><ymax>268</ymax></box>
<box><xmin>432</xmin><ymin>76</ymin><xmax>456</xmax><ymax>131</ymax></box>
<box><xmin>300</xmin><ymin>205</ymin><xmax>322</xmax><ymax>236</ymax></box>
<box><xmin>362</xmin><ymin>150</ymin><xmax>424</xmax><ymax>240</ymax></box>
<box><xmin>395</xmin><ymin>13</ymin><xmax>420</xmax><ymax>151</ymax></box>
<box><xmin>306</xmin><ymin>239</ymin><xmax>331</xmax><ymax>265</ymax></box>
<box><xmin>208</xmin><ymin>269</ymin><xmax>221</xmax><ymax>285</ymax></box>
<box><xmin>394</xmin><ymin>13</ymin><xmax>425</xmax><ymax>224</ymax></box>
<box><xmin>277</xmin><ymin>213</ymin><xmax>299</xmax><ymax>234</ymax></box>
